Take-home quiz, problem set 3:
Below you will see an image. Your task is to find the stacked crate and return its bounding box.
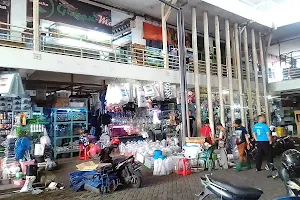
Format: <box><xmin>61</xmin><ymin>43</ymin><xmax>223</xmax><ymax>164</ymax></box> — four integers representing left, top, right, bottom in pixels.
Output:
<box><xmin>132</xmin><ymin>44</ymin><xmax>145</xmax><ymax>66</ymax></box>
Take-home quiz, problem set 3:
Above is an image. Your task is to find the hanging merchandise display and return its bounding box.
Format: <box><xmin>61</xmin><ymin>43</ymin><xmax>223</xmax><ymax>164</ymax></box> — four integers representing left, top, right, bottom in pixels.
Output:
<box><xmin>137</xmin><ymin>86</ymin><xmax>147</xmax><ymax>108</ymax></box>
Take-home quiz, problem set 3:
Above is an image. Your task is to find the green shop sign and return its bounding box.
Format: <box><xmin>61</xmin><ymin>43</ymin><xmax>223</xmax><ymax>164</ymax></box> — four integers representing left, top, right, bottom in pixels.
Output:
<box><xmin>27</xmin><ymin>0</ymin><xmax>112</xmax><ymax>34</ymax></box>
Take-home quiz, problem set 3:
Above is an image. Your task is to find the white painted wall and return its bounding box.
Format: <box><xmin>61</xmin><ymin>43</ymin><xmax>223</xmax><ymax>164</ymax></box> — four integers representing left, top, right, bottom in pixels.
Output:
<box><xmin>10</xmin><ymin>0</ymin><xmax>27</xmax><ymax>41</ymax></box>
<box><xmin>0</xmin><ymin>46</ymin><xmax>260</xmax><ymax>91</ymax></box>
<box><xmin>269</xmin><ymin>38</ymin><xmax>300</xmax><ymax>58</ymax></box>
<box><xmin>269</xmin><ymin>79</ymin><xmax>300</xmax><ymax>93</ymax></box>
<box><xmin>131</xmin><ymin>16</ymin><xmax>146</xmax><ymax>45</ymax></box>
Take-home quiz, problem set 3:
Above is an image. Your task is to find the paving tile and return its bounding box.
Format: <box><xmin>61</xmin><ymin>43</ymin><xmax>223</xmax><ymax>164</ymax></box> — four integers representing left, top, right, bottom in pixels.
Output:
<box><xmin>0</xmin><ymin>159</ymin><xmax>288</xmax><ymax>200</ymax></box>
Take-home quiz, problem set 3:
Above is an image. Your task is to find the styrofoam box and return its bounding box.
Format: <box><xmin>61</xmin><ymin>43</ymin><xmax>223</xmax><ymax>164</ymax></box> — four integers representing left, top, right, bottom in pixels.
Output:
<box><xmin>183</xmin><ymin>144</ymin><xmax>201</xmax><ymax>159</ymax></box>
<box><xmin>135</xmin><ymin>153</ymin><xmax>145</xmax><ymax>163</ymax></box>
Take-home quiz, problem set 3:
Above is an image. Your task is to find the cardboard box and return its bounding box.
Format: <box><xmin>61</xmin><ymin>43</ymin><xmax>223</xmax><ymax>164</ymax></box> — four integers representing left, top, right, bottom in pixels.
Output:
<box><xmin>76</xmin><ymin>161</ymin><xmax>99</xmax><ymax>171</ymax></box>
<box><xmin>135</xmin><ymin>153</ymin><xmax>144</xmax><ymax>163</ymax></box>
<box><xmin>53</xmin><ymin>97</ymin><xmax>69</xmax><ymax>108</ymax></box>
<box><xmin>76</xmin><ymin>161</ymin><xmax>111</xmax><ymax>171</ymax></box>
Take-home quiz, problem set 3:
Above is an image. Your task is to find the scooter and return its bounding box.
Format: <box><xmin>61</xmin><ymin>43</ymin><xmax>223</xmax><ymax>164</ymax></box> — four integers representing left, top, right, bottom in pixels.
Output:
<box><xmin>99</xmin><ymin>145</ymin><xmax>143</xmax><ymax>190</ymax></box>
<box><xmin>278</xmin><ymin>167</ymin><xmax>300</xmax><ymax>197</ymax></box>
<box><xmin>248</xmin><ymin>136</ymin><xmax>295</xmax><ymax>161</ymax></box>
<box><xmin>197</xmin><ymin>174</ymin><xmax>263</xmax><ymax>200</ymax></box>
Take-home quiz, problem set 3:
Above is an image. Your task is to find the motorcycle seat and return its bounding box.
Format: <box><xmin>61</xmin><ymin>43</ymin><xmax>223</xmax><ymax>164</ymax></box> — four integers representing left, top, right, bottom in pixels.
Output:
<box><xmin>113</xmin><ymin>157</ymin><xmax>128</xmax><ymax>164</ymax></box>
<box><xmin>210</xmin><ymin>177</ymin><xmax>263</xmax><ymax>198</ymax></box>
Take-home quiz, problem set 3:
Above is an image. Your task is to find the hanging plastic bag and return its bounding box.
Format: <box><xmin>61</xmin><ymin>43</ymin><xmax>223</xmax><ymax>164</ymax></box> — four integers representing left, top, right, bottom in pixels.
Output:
<box><xmin>118</xmin><ymin>85</ymin><xmax>129</xmax><ymax>105</ymax></box>
<box><xmin>124</xmin><ymin>83</ymin><xmax>133</xmax><ymax>102</ymax></box>
<box><xmin>34</xmin><ymin>144</ymin><xmax>45</xmax><ymax>156</ymax></box>
<box><xmin>152</xmin><ymin>83</ymin><xmax>161</xmax><ymax>100</ymax></box>
<box><xmin>164</xmin><ymin>82</ymin><xmax>172</xmax><ymax>99</ymax></box>
<box><xmin>105</xmin><ymin>84</ymin><xmax>114</xmax><ymax>107</ymax></box>
<box><xmin>40</xmin><ymin>129</ymin><xmax>51</xmax><ymax>145</ymax></box>
<box><xmin>137</xmin><ymin>89</ymin><xmax>147</xmax><ymax>108</ymax></box>
<box><xmin>143</xmin><ymin>85</ymin><xmax>155</xmax><ymax>97</ymax></box>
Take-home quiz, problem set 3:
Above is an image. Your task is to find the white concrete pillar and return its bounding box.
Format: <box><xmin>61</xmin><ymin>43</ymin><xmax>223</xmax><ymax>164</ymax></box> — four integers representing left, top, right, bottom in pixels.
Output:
<box><xmin>234</xmin><ymin>24</ymin><xmax>245</xmax><ymax>126</ymax></box>
<box><xmin>10</xmin><ymin>0</ymin><xmax>27</xmax><ymax>41</ymax></box>
<box><xmin>161</xmin><ymin>4</ymin><xmax>168</xmax><ymax>69</ymax></box>
<box><xmin>215</xmin><ymin>16</ymin><xmax>225</xmax><ymax>126</ymax></box>
<box><xmin>251</xmin><ymin>29</ymin><xmax>261</xmax><ymax>115</ymax></box>
<box><xmin>259</xmin><ymin>32</ymin><xmax>270</xmax><ymax>124</ymax></box>
<box><xmin>192</xmin><ymin>7</ymin><xmax>201</xmax><ymax>133</ymax></box>
<box><xmin>33</xmin><ymin>0</ymin><xmax>39</xmax><ymax>51</ymax></box>
<box><xmin>204</xmin><ymin>12</ymin><xmax>214</xmax><ymax>136</ymax></box>
<box><xmin>131</xmin><ymin>16</ymin><xmax>146</xmax><ymax>45</ymax></box>
<box><xmin>225</xmin><ymin>20</ymin><xmax>234</xmax><ymax>125</ymax></box>
<box><xmin>244</xmin><ymin>28</ymin><xmax>254</xmax><ymax>128</ymax></box>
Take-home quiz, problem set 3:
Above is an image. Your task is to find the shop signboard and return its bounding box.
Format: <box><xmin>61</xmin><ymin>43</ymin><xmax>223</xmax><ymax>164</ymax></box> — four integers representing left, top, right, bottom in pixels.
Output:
<box><xmin>27</xmin><ymin>0</ymin><xmax>112</xmax><ymax>34</ymax></box>
<box><xmin>0</xmin><ymin>73</ymin><xmax>24</xmax><ymax>96</ymax></box>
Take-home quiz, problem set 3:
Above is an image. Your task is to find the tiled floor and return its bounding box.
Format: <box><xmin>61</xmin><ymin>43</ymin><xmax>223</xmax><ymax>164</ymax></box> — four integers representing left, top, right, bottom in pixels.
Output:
<box><xmin>0</xmin><ymin>158</ymin><xmax>287</xmax><ymax>200</ymax></box>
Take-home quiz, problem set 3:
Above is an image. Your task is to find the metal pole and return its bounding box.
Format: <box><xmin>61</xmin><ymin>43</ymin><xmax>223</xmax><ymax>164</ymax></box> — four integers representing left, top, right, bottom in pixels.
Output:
<box><xmin>158</xmin><ymin>0</ymin><xmax>188</xmax><ymax>142</ymax></box>
<box><xmin>225</xmin><ymin>20</ymin><xmax>235</xmax><ymax>125</ymax></box>
<box><xmin>234</xmin><ymin>24</ymin><xmax>245</xmax><ymax>126</ymax></box>
<box><xmin>177</xmin><ymin>8</ymin><xmax>188</xmax><ymax>143</ymax></box>
<box><xmin>182</xmin><ymin>12</ymin><xmax>190</xmax><ymax>138</ymax></box>
<box><xmin>215</xmin><ymin>16</ymin><xmax>225</xmax><ymax>126</ymax></box>
<box><xmin>251</xmin><ymin>29</ymin><xmax>261</xmax><ymax>115</ymax></box>
<box><xmin>192</xmin><ymin>7</ymin><xmax>201</xmax><ymax>133</ymax></box>
<box><xmin>33</xmin><ymin>0</ymin><xmax>40</xmax><ymax>51</ymax></box>
<box><xmin>259</xmin><ymin>32</ymin><xmax>270</xmax><ymax>124</ymax></box>
<box><xmin>204</xmin><ymin>12</ymin><xmax>214</xmax><ymax>136</ymax></box>
<box><xmin>244</xmin><ymin>28</ymin><xmax>254</xmax><ymax>128</ymax></box>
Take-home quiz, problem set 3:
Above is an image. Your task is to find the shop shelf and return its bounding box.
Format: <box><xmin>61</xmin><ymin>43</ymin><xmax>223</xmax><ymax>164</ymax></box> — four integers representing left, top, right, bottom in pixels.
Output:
<box><xmin>51</xmin><ymin>107</ymin><xmax>88</xmax><ymax>158</ymax></box>
<box><xmin>56</xmin><ymin>149</ymin><xmax>80</xmax><ymax>154</ymax></box>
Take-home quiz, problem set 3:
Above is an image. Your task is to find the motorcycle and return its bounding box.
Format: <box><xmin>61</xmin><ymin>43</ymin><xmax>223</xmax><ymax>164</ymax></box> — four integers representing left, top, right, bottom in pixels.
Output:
<box><xmin>278</xmin><ymin>167</ymin><xmax>300</xmax><ymax>197</ymax></box>
<box><xmin>197</xmin><ymin>174</ymin><xmax>263</xmax><ymax>200</ymax></box>
<box><xmin>248</xmin><ymin>136</ymin><xmax>295</xmax><ymax>161</ymax></box>
<box><xmin>99</xmin><ymin>144</ymin><xmax>143</xmax><ymax>190</ymax></box>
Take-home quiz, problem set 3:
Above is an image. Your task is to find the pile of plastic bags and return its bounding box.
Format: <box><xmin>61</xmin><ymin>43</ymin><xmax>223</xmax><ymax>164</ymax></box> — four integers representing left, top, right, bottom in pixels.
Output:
<box><xmin>119</xmin><ymin>139</ymin><xmax>181</xmax><ymax>158</ymax></box>
<box><xmin>153</xmin><ymin>156</ymin><xmax>177</xmax><ymax>176</ymax></box>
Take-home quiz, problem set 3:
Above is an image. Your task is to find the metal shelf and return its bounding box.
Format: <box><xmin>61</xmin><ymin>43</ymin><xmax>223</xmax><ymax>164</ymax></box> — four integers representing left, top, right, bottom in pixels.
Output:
<box><xmin>56</xmin><ymin>149</ymin><xmax>80</xmax><ymax>154</ymax></box>
<box><xmin>51</xmin><ymin>107</ymin><xmax>88</xmax><ymax>158</ymax></box>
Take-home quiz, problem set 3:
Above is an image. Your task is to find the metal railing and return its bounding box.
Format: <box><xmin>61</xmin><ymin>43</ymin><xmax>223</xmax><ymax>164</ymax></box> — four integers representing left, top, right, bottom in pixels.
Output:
<box><xmin>283</xmin><ymin>68</ymin><xmax>300</xmax><ymax>80</ymax></box>
<box><xmin>0</xmin><ymin>22</ymin><xmax>242</xmax><ymax>78</ymax></box>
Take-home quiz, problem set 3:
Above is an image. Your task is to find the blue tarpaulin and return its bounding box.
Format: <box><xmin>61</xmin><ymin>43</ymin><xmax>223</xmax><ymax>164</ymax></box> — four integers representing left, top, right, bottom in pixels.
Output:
<box><xmin>70</xmin><ymin>169</ymin><xmax>119</xmax><ymax>193</ymax></box>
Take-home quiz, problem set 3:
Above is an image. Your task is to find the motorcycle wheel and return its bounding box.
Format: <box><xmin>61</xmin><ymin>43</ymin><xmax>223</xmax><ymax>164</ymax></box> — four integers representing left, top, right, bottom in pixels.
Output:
<box><xmin>108</xmin><ymin>180</ymin><xmax>118</xmax><ymax>193</ymax></box>
<box><xmin>130</xmin><ymin>174</ymin><xmax>142</xmax><ymax>189</ymax></box>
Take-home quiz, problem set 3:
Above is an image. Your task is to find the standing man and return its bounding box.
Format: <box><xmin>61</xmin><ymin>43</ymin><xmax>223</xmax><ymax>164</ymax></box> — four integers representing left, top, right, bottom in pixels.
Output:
<box><xmin>188</xmin><ymin>110</ymin><xmax>196</xmax><ymax>137</ymax></box>
<box><xmin>252</xmin><ymin>114</ymin><xmax>273</xmax><ymax>171</ymax></box>
<box><xmin>233</xmin><ymin>119</ymin><xmax>251</xmax><ymax>171</ymax></box>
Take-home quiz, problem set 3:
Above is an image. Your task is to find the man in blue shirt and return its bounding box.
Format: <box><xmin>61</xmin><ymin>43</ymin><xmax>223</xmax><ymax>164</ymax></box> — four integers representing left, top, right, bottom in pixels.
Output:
<box><xmin>252</xmin><ymin>114</ymin><xmax>273</xmax><ymax>171</ymax></box>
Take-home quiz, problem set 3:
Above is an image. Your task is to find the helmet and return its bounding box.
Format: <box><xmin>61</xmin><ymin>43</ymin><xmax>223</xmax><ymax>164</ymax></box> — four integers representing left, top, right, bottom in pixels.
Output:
<box><xmin>110</xmin><ymin>137</ymin><xmax>120</xmax><ymax>145</ymax></box>
<box><xmin>282</xmin><ymin>149</ymin><xmax>300</xmax><ymax>177</ymax></box>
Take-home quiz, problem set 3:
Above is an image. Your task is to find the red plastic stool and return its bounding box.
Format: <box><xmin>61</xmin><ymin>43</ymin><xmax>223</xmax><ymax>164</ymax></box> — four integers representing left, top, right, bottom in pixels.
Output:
<box><xmin>78</xmin><ymin>144</ymin><xmax>89</xmax><ymax>160</ymax></box>
<box><xmin>177</xmin><ymin>158</ymin><xmax>192</xmax><ymax>176</ymax></box>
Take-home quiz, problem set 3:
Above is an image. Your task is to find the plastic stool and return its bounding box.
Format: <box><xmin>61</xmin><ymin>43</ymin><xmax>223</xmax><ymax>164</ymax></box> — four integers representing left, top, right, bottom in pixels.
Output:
<box><xmin>78</xmin><ymin>144</ymin><xmax>89</xmax><ymax>160</ymax></box>
<box><xmin>177</xmin><ymin>158</ymin><xmax>192</xmax><ymax>176</ymax></box>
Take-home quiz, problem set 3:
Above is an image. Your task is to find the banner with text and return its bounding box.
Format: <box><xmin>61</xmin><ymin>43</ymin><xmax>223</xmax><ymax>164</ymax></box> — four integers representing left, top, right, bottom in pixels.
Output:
<box><xmin>27</xmin><ymin>0</ymin><xmax>112</xmax><ymax>34</ymax></box>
